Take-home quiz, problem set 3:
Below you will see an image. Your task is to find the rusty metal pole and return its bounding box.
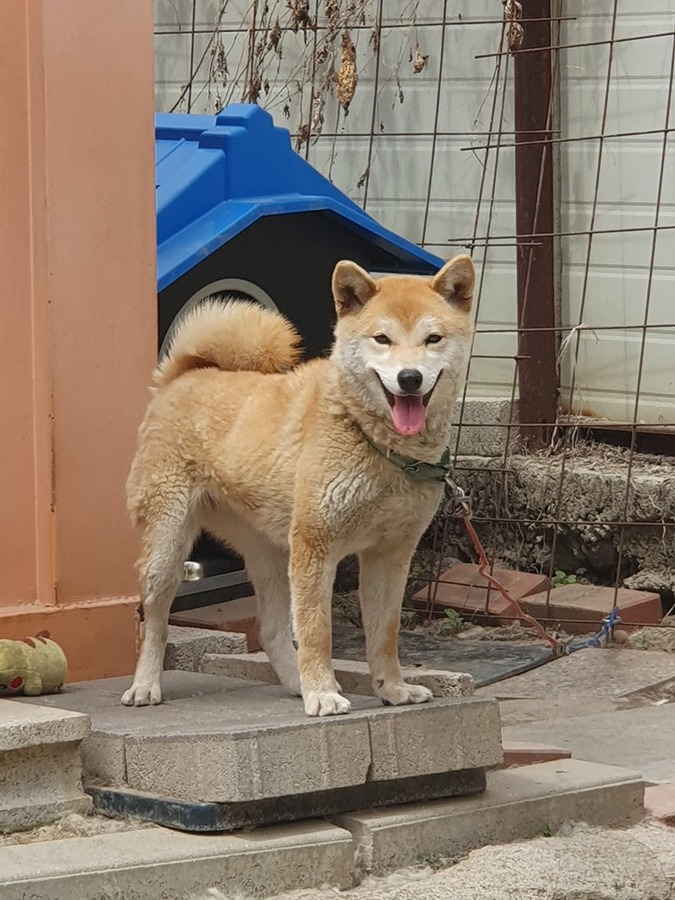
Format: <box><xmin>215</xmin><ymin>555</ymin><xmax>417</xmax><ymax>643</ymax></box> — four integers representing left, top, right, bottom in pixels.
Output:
<box><xmin>513</xmin><ymin>0</ymin><xmax>558</xmax><ymax>448</ymax></box>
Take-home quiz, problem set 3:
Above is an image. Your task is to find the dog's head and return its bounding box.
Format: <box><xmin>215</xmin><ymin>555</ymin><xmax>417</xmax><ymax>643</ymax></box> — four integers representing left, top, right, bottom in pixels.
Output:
<box><xmin>331</xmin><ymin>256</ymin><xmax>474</xmax><ymax>437</ymax></box>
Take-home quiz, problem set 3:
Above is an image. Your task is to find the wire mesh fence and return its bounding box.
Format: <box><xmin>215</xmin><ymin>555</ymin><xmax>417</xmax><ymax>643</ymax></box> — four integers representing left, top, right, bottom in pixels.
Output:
<box><xmin>154</xmin><ymin>0</ymin><xmax>675</xmax><ymax>637</ymax></box>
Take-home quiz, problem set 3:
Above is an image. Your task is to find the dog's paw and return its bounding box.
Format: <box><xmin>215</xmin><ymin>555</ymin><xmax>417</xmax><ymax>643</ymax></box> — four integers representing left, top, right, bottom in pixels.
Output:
<box><xmin>376</xmin><ymin>681</ymin><xmax>433</xmax><ymax>706</ymax></box>
<box><xmin>121</xmin><ymin>681</ymin><xmax>162</xmax><ymax>707</ymax></box>
<box><xmin>304</xmin><ymin>690</ymin><xmax>351</xmax><ymax>717</ymax></box>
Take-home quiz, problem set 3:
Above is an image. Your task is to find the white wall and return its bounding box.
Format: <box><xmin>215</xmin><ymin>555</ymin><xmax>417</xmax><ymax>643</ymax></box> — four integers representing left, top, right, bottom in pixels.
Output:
<box><xmin>559</xmin><ymin>1</ymin><xmax>675</xmax><ymax>425</ymax></box>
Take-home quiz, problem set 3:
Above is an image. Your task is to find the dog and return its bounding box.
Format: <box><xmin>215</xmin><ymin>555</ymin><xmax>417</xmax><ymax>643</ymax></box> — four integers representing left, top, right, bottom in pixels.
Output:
<box><xmin>122</xmin><ymin>255</ymin><xmax>474</xmax><ymax>716</ymax></box>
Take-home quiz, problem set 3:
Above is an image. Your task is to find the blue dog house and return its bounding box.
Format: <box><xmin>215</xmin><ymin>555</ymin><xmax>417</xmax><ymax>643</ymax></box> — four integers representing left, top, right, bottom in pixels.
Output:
<box><xmin>155</xmin><ymin>104</ymin><xmax>443</xmax><ymax>607</ymax></box>
<box><xmin>156</xmin><ymin>104</ymin><xmax>442</xmax><ymax>359</ymax></box>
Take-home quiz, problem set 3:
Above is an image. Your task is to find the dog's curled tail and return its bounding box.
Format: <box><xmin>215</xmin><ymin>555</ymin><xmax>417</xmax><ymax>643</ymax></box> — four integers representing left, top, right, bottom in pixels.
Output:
<box><xmin>153</xmin><ymin>300</ymin><xmax>302</xmax><ymax>388</ymax></box>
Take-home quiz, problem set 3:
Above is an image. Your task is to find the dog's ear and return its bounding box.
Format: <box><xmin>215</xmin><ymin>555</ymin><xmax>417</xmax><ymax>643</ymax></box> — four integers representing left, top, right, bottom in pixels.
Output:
<box><xmin>332</xmin><ymin>261</ymin><xmax>379</xmax><ymax>317</ymax></box>
<box><xmin>429</xmin><ymin>255</ymin><xmax>475</xmax><ymax>312</ymax></box>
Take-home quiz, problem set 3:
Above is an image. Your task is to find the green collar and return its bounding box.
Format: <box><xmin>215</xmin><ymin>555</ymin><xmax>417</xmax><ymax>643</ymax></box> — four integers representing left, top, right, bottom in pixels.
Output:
<box><xmin>359</xmin><ymin>428</ymin><xmax>452</xmax><ymax>482</ymax></box>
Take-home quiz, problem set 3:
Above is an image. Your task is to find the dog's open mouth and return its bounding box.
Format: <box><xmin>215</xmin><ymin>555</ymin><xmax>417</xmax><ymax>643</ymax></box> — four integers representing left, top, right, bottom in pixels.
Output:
<box><xmin>380</xmin><ymin>379</ymin><xmax>438</xmax><ymax>437</ymax></box>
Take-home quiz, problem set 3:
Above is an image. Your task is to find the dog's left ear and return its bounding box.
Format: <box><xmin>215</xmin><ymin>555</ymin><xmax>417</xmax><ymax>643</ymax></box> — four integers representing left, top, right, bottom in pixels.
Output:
<box><xmin>430</xmin><ymin>255</ymin><xmax>475</xmax><ymax>312</ymax></box>
<box><xmin>332</xmin><ymin>261</ymin><xmax>379</xmax><ymax>317</ymax></box>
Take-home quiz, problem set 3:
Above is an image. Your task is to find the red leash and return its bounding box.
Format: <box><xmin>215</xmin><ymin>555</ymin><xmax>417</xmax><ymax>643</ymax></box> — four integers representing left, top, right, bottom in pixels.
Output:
<box><xmin>445</xmin><ymin>482</ymin><xmax>565</xmax><ymax>655</ymax></box>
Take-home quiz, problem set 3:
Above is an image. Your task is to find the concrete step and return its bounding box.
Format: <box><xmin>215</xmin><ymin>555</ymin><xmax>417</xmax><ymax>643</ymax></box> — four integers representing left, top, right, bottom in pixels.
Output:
<box><xmin>0</xmin><ymin>820</ymin><xmax>352</xmax><ymax>900</ymax></box>
<box><xmin>0</xmin><ymin>760</ymin><xmax>644</xmax><ymax>899</ymax></box>
<box><xmin>16</xmin><ymin>671</ymin><xmax>502</xmax><ymax>830</ymax></box>
<box><xmin>200</xmin><ymin>650</ymin><xmax>476</xmax><ymax>699</ymax></box>
<box><xmin>0</xmin><ymin>699</ymin><xmax>92</xmax><ymax>833</ymax></box>
<box><xmin>332</xmin><ymin>758</ymin><xmax>645</xmax><ymax>876</ymax></box>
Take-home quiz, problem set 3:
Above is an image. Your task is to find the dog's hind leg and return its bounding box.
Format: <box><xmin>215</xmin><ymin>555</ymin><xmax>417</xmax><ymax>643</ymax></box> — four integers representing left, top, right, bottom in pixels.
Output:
<box><xmin>245</xmin><ymin>542</ymin><xmax>301</xmax><ymax>697</ymax></box>
<box><xmin>359</xmin><ymin>542</ymin><xmax>433</xmax><ymax>707</ymax></box>
<box><xmin>122</xmin><ymin>500</ymin><xmax>198</xmax><ymax>707</ymax></box>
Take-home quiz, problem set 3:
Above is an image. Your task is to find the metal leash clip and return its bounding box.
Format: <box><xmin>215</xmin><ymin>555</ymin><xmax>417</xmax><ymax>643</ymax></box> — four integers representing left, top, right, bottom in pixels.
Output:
<box><xmin>443</xmin><ymin>476</ymin><xmax>472</xmax><ymax>518</ymax></box>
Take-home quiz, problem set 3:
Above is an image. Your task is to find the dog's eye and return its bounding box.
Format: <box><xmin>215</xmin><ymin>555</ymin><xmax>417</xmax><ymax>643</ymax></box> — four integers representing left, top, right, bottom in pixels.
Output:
<box><xmin>426</xmin><ymin>333</ymin><xmax>443</xmax><ymax>345</ymax></box>
<box><xmin>372</xmin><ymin>334</ymin><xmax>391</xmax><ymax>345</ymax></box>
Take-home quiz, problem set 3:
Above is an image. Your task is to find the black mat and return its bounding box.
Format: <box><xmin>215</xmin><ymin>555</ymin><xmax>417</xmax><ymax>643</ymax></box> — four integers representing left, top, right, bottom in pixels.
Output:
<box><xmin>87</xmin><ymin>767</ymin><xmax>485</xmax><ymax>833</ymax></box>
<box><xmin>333</xmin><ymin>626</ymin><xmax>557</xmax><ymax>689</ymax></box>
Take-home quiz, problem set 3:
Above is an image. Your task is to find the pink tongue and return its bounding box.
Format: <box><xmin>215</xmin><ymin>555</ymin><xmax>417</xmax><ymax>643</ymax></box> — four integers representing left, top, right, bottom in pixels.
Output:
<box><xmin>391</xmin><ymin>394</ymin><xmax>426</xmax><ymax>436</ymax></box>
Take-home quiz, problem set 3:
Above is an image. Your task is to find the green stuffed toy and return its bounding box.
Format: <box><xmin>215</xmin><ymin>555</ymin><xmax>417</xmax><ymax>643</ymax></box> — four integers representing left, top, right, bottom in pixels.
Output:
<box><xmin>0</xmin><ymin>632</ymin><xmax>68</xmax><ymax>695</ymax></box>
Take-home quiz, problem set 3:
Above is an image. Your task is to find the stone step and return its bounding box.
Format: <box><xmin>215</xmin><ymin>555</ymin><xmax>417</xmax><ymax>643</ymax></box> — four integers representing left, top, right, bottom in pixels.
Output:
<box><xmin>0</xmin><ymin>700</ymin><xmax>92</xmax><ymax>833</ymax></box>
<box><xmin>0</xmin><ymin>760</ymin><xmax>644</xmax><ymax>899</ymax></box>
<box><xmin>0</xmin><ymin>820</ymin><xmax>352</xmax><ymax>900</ymax></box>
<box><xmin>16</xmin><ymin>671</ymin><xmax>502</xmax><ymax>830</ymax></box>
<box><xmin>331</xmin><ymin>758</ymin><xmax>645</xmax><ymax>876</ymax></box>
<box><xmin>200</xmin><ymin>650</ymin><xmax>476</xmax><ymax>699</ymax></box>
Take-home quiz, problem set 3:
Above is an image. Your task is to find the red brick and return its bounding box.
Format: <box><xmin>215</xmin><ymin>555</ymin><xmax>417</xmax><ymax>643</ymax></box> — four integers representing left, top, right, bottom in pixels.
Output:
<box><xmin>521</xmin><ymin>584</ymin><xmax>662</xmax><ymax>635</ymax></box>
<box><xmin>500</xmin><ymin>741</ymin><xmax>572</xmax><ymax>769</ymax></box>
<box><xmin>645</xmin><ymin>784</ymin><xmax>675</xmax><ymax>825</ymax></box>
<box><xmin>412</xmin><ymin>562</ymin><xmax>550</xmax><ymax>622</ymax></box>
<box><xmin>169</xmin><ymin>596</ymin><xmax>261</xmax><ymax>651</ymax></box>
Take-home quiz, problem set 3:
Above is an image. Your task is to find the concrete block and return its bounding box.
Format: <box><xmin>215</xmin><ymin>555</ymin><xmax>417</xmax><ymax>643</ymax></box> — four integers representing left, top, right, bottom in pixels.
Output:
<box><xmin>0</xmin><ymin>820</ymin><xmax>354</xmax><ymax>900</ymax></box>
<box><xmin>367</xmin><ymin>698</ymin><xmax>502</xmax><ymax>781</ymax></box>
<box><xmin>645</xmin><ymin>784</ymin><xmax>675</xmax><ymax>825</ymax></box>
<box><xmin>123</xmin><ymin>715</ymin><xmax>372</xmax><ymax>802</ymax></box>
<box><xmin>0</xmin><ymin>699</ymin><xmax>89</xmax><ymax>751</ymax></box>
<box><xmin>412</xmin><ymin>562</ymin><xmax>549</xmax><ymax>621</ymax></box>
<box><xmin>448</xmin><ymin>397</ymin><xmax>519</xmax><ymax>457</ymax></box>
<box><xmin>169</xmin><ymin>596</ymin><xmax>261</xmax><ymax>651</ymax></box>
<box><xmin>332</xmin><ymin>759</ymin><xmax>645</xmax><ymax>876</ymax></box>
<box><xmin>0</xmin><ymin>701</ymin><xmax>92</xmax><ymax>833</ymax></box>
<box><xmin>335</xmin><ymin>659</ymin><xmax>475</xmax><ymax>699</ymax></box>
<box><xmin>201</xmin><ymin>651</ymin><xmax>475</xmax><ymax>698</ymax></box>
<box><xmin>522</xmin><ymin>584</ymin><xmax>662</xmax><ymax>634</ymax></box>
<box><xmin>17</xmin><ymin>673</ymin><xmax>502</xmax><ymax>814</ymax></box>
<box><xmin>501</xmin><ymin>740</ymin><xmax>572</xmax><ymax>768</ymax></box>
<box><xmin>164</xmin><ymin>625</ymin><xmax>247</xmax><ymax>672</ymax></box>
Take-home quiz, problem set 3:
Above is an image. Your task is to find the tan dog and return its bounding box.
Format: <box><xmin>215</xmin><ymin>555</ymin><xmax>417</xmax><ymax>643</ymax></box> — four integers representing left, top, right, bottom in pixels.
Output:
<box><xmin>123</xmin><ymin>255</ymin><xmax>474</xmax><ymax>716</ymax></box>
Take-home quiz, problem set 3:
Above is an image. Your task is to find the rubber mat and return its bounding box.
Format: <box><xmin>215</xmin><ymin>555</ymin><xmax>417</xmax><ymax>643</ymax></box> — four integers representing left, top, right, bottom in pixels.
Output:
<box><xmin>332</xmin><ymin>626</ymin><xmax>558</xmax><ymax>688</ymax></box>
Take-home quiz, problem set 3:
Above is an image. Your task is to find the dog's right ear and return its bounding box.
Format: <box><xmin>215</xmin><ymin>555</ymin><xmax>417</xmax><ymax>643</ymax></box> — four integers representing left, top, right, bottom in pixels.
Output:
<box><xmin>332</xmin><ymin>261</ymin><xmax>379</xmax><ymax>317</ymax></box>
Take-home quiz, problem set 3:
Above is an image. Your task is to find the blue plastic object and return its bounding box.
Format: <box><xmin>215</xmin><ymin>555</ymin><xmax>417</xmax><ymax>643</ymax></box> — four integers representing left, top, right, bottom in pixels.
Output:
<box><xmin>155</xmin><ymin>104</ymin><xmax>443</xmax><ymax>292</ymax></box>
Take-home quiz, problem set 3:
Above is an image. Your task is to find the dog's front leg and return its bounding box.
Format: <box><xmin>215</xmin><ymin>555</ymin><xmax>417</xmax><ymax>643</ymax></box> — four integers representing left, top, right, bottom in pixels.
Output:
<box><xmin>290</xmin><ymin>527</ymin><xmax>350</xmax><ymax>717</ymax></box>
<box><xmin>359</xmin><ymin>543</ymin><xmax>433</xmax><ymax>707</ymax></box>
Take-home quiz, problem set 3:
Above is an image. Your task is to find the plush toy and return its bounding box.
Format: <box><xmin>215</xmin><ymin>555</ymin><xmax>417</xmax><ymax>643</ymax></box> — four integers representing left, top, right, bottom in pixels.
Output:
<box><xmin>0</xmin><ymin>632</ymin><xmax>67</xmax><ymax>695</ymax></box>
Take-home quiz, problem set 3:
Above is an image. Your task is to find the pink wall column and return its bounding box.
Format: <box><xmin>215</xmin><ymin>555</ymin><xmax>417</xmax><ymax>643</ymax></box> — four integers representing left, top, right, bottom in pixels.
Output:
<box><xmin>0</xmin><ymin>0</ymin><xmax>156</xmax><ymax>680</ymax></box>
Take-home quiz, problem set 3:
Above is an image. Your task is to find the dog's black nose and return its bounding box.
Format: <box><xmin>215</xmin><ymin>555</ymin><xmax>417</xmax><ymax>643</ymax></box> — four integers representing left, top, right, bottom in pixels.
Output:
<box><xmin>397</xmin><ymin>369</ymin><xmax>423</xmax><ymax>393</ymax></box>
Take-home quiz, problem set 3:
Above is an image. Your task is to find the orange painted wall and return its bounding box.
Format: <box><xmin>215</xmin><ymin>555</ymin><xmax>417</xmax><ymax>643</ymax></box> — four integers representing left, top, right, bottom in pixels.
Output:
<box><xmin>0</xmin><ymin>0</ymin><xmax>156</xmax><ymax>679</ymax></box>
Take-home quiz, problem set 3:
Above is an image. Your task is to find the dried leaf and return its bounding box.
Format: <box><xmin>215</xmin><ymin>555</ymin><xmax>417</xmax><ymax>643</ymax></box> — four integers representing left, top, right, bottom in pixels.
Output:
<box><xmin>412</xmin><ymin>43</ymin><xmax>428</xmax><ymax>74</ymax></box>
<box><xmin>336</xmin><ymin>30</ymin><xmax>358</xmax><ymax>112</ymax></box>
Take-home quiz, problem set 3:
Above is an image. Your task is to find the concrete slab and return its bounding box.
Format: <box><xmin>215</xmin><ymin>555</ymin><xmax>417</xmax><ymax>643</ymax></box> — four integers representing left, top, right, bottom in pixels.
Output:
<box><xmin>0</xmin><ymin>698</ymin><xmax>89</xmax><ymax>750</ymax></box>
<box><xmin>280</xmin><ymin>823</ymin><xmax>675</xmax><ymax>900</ymax></box>
<box><xmin>0</xmin><ymin>820</ymin><xmax>353</xmax><ymax>900</ymax></box>
<box><xmin>164</xmin><ymin>625</ymin><xmax>247</xmax><ymax>672</ymax></box>
<box><xmin>331</xmin><ymin>759</ymin><xmax>644</xmax><ymax>876</ymax></box>
<box><xmin>17</xmin><ymin>672</ymin><xmax>502</xmax><ymax>821</ymax></box>
<box><xmin>201</xmin><ymin>652</ymin><xmax>475</xmax><ymax>698</ymax></box>
<box><xmin>504</xmin><ymin>703</ymin><xmax>675</xmax><ymax>783</ymax></box>
<box><xmin>478</xmin><ymin>648</ymin><xmax>675</xmax><ymax>702</ymax></box>
<box><xmin>0</xmin><ymin>701</ymin><xmax>92</xmax><ymax>833</ymax></box>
